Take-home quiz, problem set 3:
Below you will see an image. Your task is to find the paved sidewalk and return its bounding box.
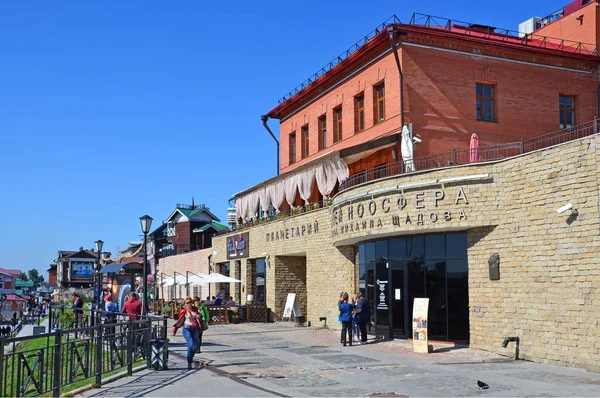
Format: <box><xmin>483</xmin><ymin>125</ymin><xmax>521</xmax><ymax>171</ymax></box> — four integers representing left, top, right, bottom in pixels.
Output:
<box><xmin>80</xmin><ymin>322</ymin><xmax>600</xmax><ymax>397</ymax></box>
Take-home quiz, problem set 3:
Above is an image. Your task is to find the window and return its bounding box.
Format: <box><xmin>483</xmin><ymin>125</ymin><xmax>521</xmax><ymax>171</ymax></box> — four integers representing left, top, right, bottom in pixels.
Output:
<box><xmin>301</xmin><ymin>124</ymin><xmax>309</xmax><ymax>159</ymax></box>
<box><xmin>289</xmin><ymin>132</ymin><xmax>296</xmax><ymax>164</ymax></box>
<box><xmin>333</xmin><ymin>106</ymin><xmax>343</xmax><ymax>143</ymax></box>
<box><xmin>559</xmin><ymin>95</ymin><xmax>576</xmax><ymax>128</ymax></box>
<box><xmin>373</xmin><ymin>83</ymin><xmax>385</xmax><ymax>123</ymax></box>
<box><xmin>318</xmin><ymin>115</ymin><xmax>327</xmax><ymax>150</ymax></box>
<box><xmin>355</xmin><ymin>93</ymin><xmax>365</xmax><ymax>133</ymax></box>
<box><xmin>476</xmin><ymin>83</ymin><xmax>496</xmax><ymax>122</ymax></box>
<box><xmin>0</xmin><ymin>276</ymin><xmax>3</xmax><ymax>290</ymax></box>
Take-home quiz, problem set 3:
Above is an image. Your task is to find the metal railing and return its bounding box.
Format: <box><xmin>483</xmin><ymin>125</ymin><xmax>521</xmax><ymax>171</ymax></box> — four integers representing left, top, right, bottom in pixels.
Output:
<box><xmin>0</xmin><ymin>306</ymin><xmax>168</xmax><ymax>397</ymax></box>
<box><xmin>10</xmin><ymin>311</ymin><xmax>44</xmax><ymax>338</ymax></box>
<box><xmin>340</xmin><ymin>120</ymin><xmax>599</xmax><ymax>191</ymax></box>
<box><xmin>408</xmin><ymin>13</ymin><xmax>598</xmax><ymax>56</ymax></box>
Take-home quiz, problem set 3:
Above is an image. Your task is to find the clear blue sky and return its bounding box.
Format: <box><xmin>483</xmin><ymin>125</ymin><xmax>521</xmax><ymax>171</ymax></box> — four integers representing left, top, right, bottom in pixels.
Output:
<box><xmin>0</xmin><ymin>0</ymin><xmax>566</xmax><ymax>276</ymax></box>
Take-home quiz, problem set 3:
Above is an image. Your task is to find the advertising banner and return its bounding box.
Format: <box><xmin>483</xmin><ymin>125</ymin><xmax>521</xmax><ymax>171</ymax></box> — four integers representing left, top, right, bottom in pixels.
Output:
<box><xmin>71</xmin><ymin>262</ymin><xmax>94</xmax><ymax>279</ymax></box>
<box><xmin>412</xmin><ymin>297</ymin><xmax>430</xmax><ymax>353</ymax></box>
<box><xmin>226</xmin><ymin>232</ymin><xmax>249</xmax><ymax>259</ymax></box>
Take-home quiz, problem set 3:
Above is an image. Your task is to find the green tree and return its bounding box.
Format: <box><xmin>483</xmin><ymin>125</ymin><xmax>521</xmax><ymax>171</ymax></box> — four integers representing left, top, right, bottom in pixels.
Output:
<box><xmin>20</xmin><ymin>272</ymin><xmax>28</xmax><ymax>281</ymax></box>
<box><xmin>27</xmin><ymin>269</ymin><xmax>44</xmax><ymax>286</ymax></box>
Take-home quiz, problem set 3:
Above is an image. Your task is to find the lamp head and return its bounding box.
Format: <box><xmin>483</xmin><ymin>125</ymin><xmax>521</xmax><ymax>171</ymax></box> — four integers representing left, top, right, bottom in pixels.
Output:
<box><xmin>95</xmin><ymin>240</ymin><xmax>104</xmax><ymax>253</ymax></box>
<box><xmin>139</xmin><ymin>215</ymin><xmax>153</xmax><ymax>234</ymax></box>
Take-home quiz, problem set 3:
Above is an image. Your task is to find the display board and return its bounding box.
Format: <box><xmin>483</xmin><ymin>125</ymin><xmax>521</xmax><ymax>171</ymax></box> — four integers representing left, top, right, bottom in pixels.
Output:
<box><xmin>282</xmin><ymin>293</ymin><xmax>302</xmax><ymax>318</ymax></box>
<box><xmin>412</xmin><ymin>297</ymin><xmax>430</xmax><ymax>353</ymax></box>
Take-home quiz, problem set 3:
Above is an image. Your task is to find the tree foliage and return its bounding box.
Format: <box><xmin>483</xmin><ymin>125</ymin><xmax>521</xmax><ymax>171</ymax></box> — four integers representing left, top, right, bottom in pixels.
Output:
<box><xmin>27</xmin><ymin>269</ymin><xmax>44</xmax><ymax>286</ymax></box>
<box><xmin>20</xmin><ymin>272</ymin><xmax>28</xmax><ymax>281</ymax></box>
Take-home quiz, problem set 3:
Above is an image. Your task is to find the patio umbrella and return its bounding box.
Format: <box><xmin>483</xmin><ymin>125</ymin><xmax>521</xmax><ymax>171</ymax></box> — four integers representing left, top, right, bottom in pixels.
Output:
<box><xmin>470</xmin><ymin>133</ymin><xmax>480</xmax><ymax>163</ymax></box>
<box><xmin>401</xmin><ymin>125</ymin><xmax>415</xmax><ymax>172</ymax></box>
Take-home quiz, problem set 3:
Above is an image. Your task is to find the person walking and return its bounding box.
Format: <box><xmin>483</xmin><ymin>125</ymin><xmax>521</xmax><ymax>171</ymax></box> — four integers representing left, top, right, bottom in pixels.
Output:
<box><xmin>121</xmin><ymin>292</ymin><xmax>142</xmax><ymax>321</ymax></box>
<box><xmin>72</xmin><ymin>292</ymin><xmax>84</xmax><ymax>329</ymax></box>
<box><xmin>353</xmin><ymin>292</ymin><xmax>370</xmax><ymax>344</ymax></box>
<box><xmin>173</xmin><ymin>297</ymin><xmax>201</xmax><ymax>369</ymax></box>
<box><xmin>193</xmin><ymin>296</ymin><xmax>210</xmax><ymax>353</ymax></box>
<box><xmin>352</xmin><ymin>293</ymin><xmax>360</xmax><ymax>343</ymax></box>
<box><xmin>339</xmin><ymin>292</ymin><xmax>353</xmax><ymax>347</ymax></box>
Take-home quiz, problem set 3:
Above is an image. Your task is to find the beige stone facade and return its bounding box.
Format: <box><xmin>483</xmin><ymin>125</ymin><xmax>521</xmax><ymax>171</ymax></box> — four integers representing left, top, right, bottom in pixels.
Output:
<box><xmin>213</xmin><ymin>134</ymin><xmax>600</xmax><ymax>371</ymax></box>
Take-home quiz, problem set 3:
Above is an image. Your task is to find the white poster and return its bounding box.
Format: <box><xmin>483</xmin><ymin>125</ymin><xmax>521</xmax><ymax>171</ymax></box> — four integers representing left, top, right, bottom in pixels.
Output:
<box><xmin>412</xmin><ymin>298</ymin><xmax>430</xmax><ymax>354</ymax></box>
<box><xmin>283</xmin><ymin>293</ymin><xmax>302</xmax><ymax>318</ymax></box>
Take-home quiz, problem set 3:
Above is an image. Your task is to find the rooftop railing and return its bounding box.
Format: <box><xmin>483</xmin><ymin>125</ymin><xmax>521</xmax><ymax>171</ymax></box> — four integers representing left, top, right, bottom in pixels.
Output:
<box><xmin>277</xmin><ymin>11</ymin><xmax>598</xmax><ymax>106</ymax></box>
<box><xmin>340</xmin><ymin>120</ymin><xmax>599</xmax><ymax>191</ymax></box>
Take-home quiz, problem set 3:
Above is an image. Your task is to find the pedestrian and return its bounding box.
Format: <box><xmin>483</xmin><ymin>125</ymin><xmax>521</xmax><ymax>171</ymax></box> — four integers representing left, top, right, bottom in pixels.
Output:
<box><xmin>72</xmin><ymin>292</ymin><xmax>84</xmax><ymax>329</ymax></box>
<box><xmin>353</xmin><ymin>292</ymin><xmax>370</xmax><ymax>345</ymax></box>
<box><xmin>193</xmin><ymin>296</ymin><xmax>210</xmax><ymax>353</ymax></box>
<box><xmin>337</xmin><ymin>292</ymin><xmax>344</xmax><ymax>342</ymax></box>
<box><xmin>163</xmin><ymin>301</ymin><xmax>172</xmax><ymax>318</ymax></box>
<box><xmin>104</xmin><ymin>295</ymin><xmax>118</xmax><ymax>337</ymax></box>
<box><xmin>11</xmin><ymin>312</ymin><xmax>17</xmax><ymax>327</ymax></box>
<box><xmin>213</xmin><ymin>295</ymin><xmax>222</xmax><ymax>306</ymax></box>
<box><xmin>121</xmin><ymin>292</ymin><xmax>142</xmax><ymax>321</ymax></box>
<box><xmin>339</xmin><ymin>292</ymin><xmax>353</xmax><ymax>346</ymax></box>
<box><xmin>173</xmin><ymin>297</ymin><xmax>201</xmax><ymax>369</ymax></box>
<box><xmin>204</xmin><ymin>296</ymin><xmax>213</xmax><ymax>305</ymax></box>
<box><xmin>352</xmin><ymin>293</ymin><xmax>360</xmax><ymax>342</ymax></box>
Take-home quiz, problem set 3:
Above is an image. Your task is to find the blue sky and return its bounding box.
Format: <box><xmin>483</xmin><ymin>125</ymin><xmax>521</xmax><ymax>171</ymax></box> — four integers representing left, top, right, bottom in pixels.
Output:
<box><xmin>0</xmin><ymin>0</ymin><xmax>567</xmax><ymax>275</ymax></box>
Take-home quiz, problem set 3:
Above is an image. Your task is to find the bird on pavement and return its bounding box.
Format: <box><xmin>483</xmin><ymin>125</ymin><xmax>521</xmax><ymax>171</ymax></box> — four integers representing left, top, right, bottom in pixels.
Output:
<box><xmin>477</xmin><ymin>380</ymin><xmax>489</xmax><ymax>389</ymax></box>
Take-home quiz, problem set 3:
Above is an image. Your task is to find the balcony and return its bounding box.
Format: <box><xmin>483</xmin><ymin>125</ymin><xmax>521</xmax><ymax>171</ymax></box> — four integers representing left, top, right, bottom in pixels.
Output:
<box><xmin>340</xmin><ymin>120</ymin><xmax>599</xmax><ymax>191</ymax></box>
<box><xmin>163</xmin><ymin>227</ymin><xmax>176</xmax><ymax>237</ymax></box>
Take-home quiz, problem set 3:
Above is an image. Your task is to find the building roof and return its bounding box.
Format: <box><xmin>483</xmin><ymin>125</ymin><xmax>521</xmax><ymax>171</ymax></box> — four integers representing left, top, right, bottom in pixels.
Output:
<box><xmin>0</xmin><ymin>268</ymin><xmax>21</xmax><ymax>277</ymax></box>
<box><xmin>166</xmin><ymin>205</ymin><xmax>221</xmax><ymax>223</ymax></box>
<box><xmin>267</xmin><ymin>12</ymin><xmax>599</xmax><ymax>119</ymax></box>
<box><xmin>192</xmin><ymin>221</ymin><xmax>229</xmax><ymax>233</ymax></box>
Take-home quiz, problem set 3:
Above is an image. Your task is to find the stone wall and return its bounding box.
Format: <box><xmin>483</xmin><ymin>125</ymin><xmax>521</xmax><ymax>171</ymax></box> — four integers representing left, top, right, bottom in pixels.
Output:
<box><xmin>213</xmin><ymin>134</ymin><xmax>600</xmax><ymax>371</ymax></box>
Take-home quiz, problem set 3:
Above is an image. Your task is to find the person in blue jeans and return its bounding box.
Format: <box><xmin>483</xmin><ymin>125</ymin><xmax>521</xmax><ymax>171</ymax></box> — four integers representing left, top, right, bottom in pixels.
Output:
<box><xmin>353</xmin><ymin>293</ymin><xmax>370</xmax><ymax>344</ymax></box>
<box><xmin>339</xmin><ymin>292</ymin><xmax>353</xmax><ymax>346</ymax></box>
<box><xmin>173</xmin><ymin>297</ymin><xmax>201</xmax><ymax>369</ymax></box>
<box><xmin>351</xmin><ymin>293</ymin><xmax>360</xmax><ymax>342</ymax></box>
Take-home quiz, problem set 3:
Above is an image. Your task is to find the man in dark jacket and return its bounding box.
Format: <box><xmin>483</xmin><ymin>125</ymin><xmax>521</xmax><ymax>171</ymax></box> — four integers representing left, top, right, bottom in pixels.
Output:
<box><xmin>353</xmin><ymin>293</ymin><xmax>370</xmax><ymax>345</ymax></box>
<box><xmin>72</xmin><ymin>293</ymin><xmax>84</xmax><ymax>328</ymax></box>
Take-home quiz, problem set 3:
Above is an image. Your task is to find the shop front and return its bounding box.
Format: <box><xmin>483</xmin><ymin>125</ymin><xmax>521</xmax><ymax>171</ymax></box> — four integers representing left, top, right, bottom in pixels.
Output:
<box><xmin>358</xmin><ymin>233</ymin><xmax>468</xmax><ymax>342</ymax></box>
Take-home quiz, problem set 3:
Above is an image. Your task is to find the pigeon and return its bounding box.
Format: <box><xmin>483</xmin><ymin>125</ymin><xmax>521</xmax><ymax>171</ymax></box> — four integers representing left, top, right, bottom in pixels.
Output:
<box><xmin>477</xmin><ymin>380</ymin><xmax>489</xmax><ymax>390</ymax></box>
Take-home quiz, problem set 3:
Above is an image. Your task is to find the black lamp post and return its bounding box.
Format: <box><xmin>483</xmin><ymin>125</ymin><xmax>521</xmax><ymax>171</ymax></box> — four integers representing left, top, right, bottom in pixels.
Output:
<box><xmin>139</xmin><ymin>215</ymin><xmax>153</xmax><ymax>316</ymax></box>
<box><xmin>94</xmin><ymin>239</ymin><xmax>104</xmax><ymax>327</ymax></box>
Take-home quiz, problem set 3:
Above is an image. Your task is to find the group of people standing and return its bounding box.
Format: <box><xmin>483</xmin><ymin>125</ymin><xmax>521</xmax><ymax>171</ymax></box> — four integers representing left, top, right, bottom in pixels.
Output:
<box><xmin>172</xmin><ymin>296</ymin><xmax>210</xmax><ymax>370</ymax></box>
<box><xmin>338</xmin><ymin>292</ymin><xmax>370</xmax><ymax>346</ymax></box>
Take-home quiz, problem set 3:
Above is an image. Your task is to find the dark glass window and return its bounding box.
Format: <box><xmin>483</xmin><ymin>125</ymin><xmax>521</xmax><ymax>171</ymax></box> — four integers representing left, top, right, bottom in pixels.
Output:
<box><xmin>389</xmin><ymin>238</ymin><xmax>407</xmax><ymax>263</ymax></box>
<box><xmin>318</xmin><ymin>115</ymin><xmax>327</xmax><ymax>150</ymax></box>
<box><xmin>254</xmin><ymin>259</ymin><xmax>266</xmax><ymax>304</ymax></box>
<box><xmin>446</xmin><ymin>233</ymin><xmax>468</xmax><ymax>259</ymax></box>
<box><xmin>425</xmin><ymin>260</ymin><xmax>447</xmax><ymax>340</ymax></box>
<box><xmin>301</xmin><ymin>125</ymin><xmax>309</xmax><ymax>159</ymax></box>
<box><xmin>333</xmin><ymin>107</ymin><xmax>343</xmax><ymax>143</ymax></box>
<box><xmin>355</xmin><ymin>93</ymin><xmax>365</xmax><ymax>132</ymax></box>
<box><xmin>447</xmin><ymin>259</ymin><xmax>468</xmax><ymax>340</ymax></box>
<box><xmin>374</xmin><ymin>83</ymin><xmax>385</xmax><ymax>123</ymax></box>
<box><xmin>476</xmin><ymin>83</ymin><xmax>496</xmax><ymax>122</ymax></box>
<box><xmin>289</xmin><ymin>132</ymin><xmax>296</xmax><ymax>164</ymax></box>
<box><xmin>425</xmin><ymin>235</ymin><xmax>445</xmax><ymax>259</ymax></box>
<box><xmin>559</xmin><ymin>95</ymin><xmax>576</xmax><ymax>129</ymax></box>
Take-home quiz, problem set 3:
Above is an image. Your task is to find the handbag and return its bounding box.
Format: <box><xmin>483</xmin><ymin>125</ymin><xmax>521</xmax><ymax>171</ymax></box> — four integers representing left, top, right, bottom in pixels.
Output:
<box><xmin>201</xmin><ymin>319</ymin><xmax>209</xmax><ymax>331</ymax></box>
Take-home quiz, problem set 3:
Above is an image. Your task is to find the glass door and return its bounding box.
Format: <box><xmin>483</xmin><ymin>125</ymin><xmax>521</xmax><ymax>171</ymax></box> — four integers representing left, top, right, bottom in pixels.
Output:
<box><xmin>390</xmin><ymin>268</ymin><xmax>407</xmax><ymax>338</ymax></box>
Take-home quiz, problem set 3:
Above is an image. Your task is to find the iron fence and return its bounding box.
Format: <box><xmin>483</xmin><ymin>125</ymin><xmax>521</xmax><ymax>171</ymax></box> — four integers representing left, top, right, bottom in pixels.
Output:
<box><xmin>340</xmin><ymin>120</ymin><xmax>599</xmax><ymax>191</ymax></box>
<box><xmin>0</xmin><ymin>306</ymin><xmax>168</xmax><ymax>397</ymax></box>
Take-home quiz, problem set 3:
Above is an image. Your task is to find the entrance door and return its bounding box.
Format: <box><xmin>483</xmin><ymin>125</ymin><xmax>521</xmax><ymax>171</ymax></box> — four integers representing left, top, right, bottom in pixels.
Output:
<box><xmin>390</xmin><ymin>268</ymin><xmax>407</xmax><ymax>338</ymax></box>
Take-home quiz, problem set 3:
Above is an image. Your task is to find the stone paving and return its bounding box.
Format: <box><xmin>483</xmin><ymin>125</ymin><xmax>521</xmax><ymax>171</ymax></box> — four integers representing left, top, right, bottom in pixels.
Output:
<box><xmin>80</xmin><ymin>322</ymin><xmax>600</xmax><ymax>397</ymax></box>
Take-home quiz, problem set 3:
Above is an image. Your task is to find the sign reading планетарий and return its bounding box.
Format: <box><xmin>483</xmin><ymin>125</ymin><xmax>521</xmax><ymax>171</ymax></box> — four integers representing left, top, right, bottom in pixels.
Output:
<box><xmin>332</xmin><ymin>187</ymin><xmax>469</xmax><ymax>237</ymax></box>
<box><xmin>265</xmin><ymin>221</ymin><xmax>319</xmax><ymax>242</ymax></box>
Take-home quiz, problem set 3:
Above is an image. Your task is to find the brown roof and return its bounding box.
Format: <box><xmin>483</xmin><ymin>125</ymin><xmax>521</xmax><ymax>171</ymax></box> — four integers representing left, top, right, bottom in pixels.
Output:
<box><xmin>0</xmin><ymin>268</ymin><xmax>21</xmax><ymax>277</ymax></box>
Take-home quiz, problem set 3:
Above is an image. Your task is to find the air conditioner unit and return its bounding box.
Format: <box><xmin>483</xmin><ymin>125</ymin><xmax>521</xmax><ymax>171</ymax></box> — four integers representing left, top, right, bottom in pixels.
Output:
<box><xmin>518</xmin><ymin>17</ymin><xmax>542</xmax><ymax>37</ymax></box>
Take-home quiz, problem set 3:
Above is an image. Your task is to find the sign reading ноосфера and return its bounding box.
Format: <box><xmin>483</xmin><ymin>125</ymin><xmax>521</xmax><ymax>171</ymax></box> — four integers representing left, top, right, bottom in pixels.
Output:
<box><xmin>332</xmin><ymin>187</ymin><xmax>470</xmax><ymax>238</ymax></box>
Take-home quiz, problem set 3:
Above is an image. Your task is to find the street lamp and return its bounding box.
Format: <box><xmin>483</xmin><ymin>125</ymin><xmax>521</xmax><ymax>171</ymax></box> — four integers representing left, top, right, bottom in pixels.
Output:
<box><xmin>139</xmin><ymin>215</ymin><xmax>153</xmax><ymax>316</ymax></box>
<box><xmin>94</xmin><ymin>239</ymin><xmax>104</xmax><ymax>327</ymax></box>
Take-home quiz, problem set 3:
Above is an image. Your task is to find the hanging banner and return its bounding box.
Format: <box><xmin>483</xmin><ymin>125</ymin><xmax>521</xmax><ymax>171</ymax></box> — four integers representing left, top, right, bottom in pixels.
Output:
<box><xmin>226</xmin><ymin>233</ymin><xmax>249</xmax><ymax>259</ymax></box>
<box><xmin>412</xmin><ymin>298</ymin><xmax>430</xmax><ymax>353</ymax></box>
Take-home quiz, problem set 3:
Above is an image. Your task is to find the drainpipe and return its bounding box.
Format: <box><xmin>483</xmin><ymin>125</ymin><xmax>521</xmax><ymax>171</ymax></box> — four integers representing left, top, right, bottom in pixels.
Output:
<box><xmin>261</xmin><ymin>115</ymin><xmax>280</xmax><ymax>176</ymax></box>
<box><xmin>387</xmin><ymin>26</ymin><xmax>408</xmax><ymax>128</ymax></box>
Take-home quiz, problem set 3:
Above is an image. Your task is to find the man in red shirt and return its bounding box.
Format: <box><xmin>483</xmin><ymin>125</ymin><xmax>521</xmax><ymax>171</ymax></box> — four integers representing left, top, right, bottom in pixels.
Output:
<box><xmin>121</xmin><ymin>292</ymin><xmax>142</xmax><ymax>321</ymax></box>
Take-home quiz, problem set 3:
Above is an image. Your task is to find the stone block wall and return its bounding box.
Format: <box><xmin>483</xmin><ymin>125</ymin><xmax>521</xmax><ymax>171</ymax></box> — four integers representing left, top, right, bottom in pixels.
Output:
<box><xmin>213</xmin><ymin>134</ymin><xmax>600</xmax><ymax>371</ymax></box>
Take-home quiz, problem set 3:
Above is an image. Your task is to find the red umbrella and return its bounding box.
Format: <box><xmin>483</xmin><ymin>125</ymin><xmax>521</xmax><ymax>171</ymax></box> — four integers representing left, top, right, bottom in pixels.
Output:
<box><xmin>470</xmin><ymin>133</ymin><xmax>480</xmax><ymax>163</ymax></box>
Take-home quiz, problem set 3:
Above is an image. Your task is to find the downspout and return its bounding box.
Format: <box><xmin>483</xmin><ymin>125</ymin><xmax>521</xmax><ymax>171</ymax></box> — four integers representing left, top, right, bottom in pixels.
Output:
<box><xmin>261</xmin><ymin>115</ymin><xmax>280</xmax><ymax>176</ymax></box>
<box><xmin>387</xmin><ymin>26</ymin><xmax>407</xmax><ymax>128</ymax></box>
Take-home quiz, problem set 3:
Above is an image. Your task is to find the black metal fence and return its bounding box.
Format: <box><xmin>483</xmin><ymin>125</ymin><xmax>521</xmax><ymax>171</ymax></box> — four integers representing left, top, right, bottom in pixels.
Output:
<box><xmin>340</xmin><ymin>120</ymin><xmax>599</xmax><ymax>191</ymax></box>
<box><xmin>0</xmin><ymin>306</ymin><xmax>168</xmax><ymax>397</ymax></box>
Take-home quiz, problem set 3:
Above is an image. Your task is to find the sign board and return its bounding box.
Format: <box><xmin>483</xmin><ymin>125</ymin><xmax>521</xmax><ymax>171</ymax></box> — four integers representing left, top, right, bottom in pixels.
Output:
<box><xmin>282</xmin><ymin>293</ymin><xmax>302</xmax><ymax>319</ymax></box>
<box><xmin>412</xmin><ymin>298</ymin><xmax>430</xmax><ymax>353</ymax></box>
<box><xmin>226</xmin><ymin>233</ymin><xmax>249</xmax><ymax>259</ymax></box>
<box><xmin>376</xmin><ymin>279</ymin><xmax>388</xmax><ymax>310</ymax></box>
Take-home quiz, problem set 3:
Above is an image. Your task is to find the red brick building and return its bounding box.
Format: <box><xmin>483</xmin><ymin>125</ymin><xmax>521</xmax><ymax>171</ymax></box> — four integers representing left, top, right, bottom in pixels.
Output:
<box><xmin>252</xmin><ymin>3</ymin><xmax>598</xmax><ymax>214</ymax></box>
